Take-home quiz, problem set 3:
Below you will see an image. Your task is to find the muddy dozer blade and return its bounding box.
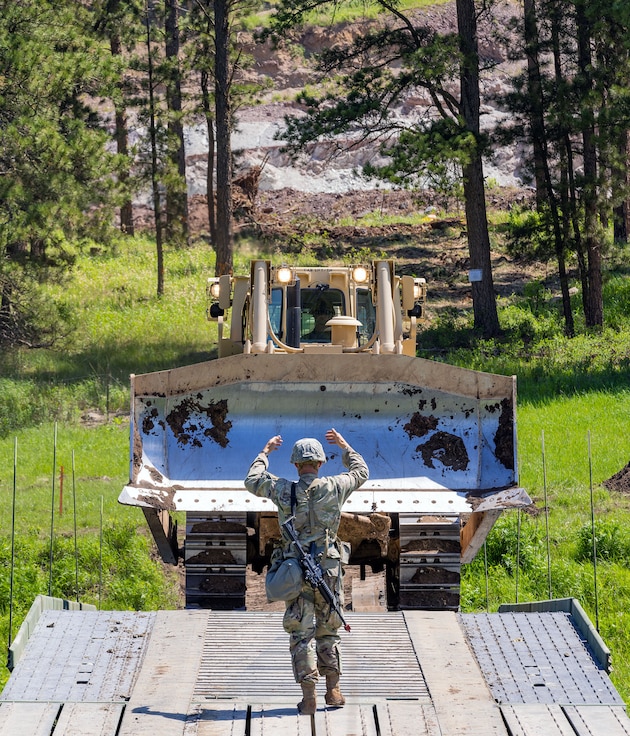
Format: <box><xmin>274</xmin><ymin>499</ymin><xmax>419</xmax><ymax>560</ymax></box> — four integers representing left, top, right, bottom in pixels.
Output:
<box><xmin>119</xmin><ymin>353</ymin><xmax>526</xmax><ymax>516</ymax></box>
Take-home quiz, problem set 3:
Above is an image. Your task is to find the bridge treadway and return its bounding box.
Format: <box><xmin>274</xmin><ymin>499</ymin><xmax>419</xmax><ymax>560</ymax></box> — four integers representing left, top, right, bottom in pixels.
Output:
<box><xmin>1</xmin><ymin>609</ymin><xmax>629</xmax><ymax>735</ymax></box>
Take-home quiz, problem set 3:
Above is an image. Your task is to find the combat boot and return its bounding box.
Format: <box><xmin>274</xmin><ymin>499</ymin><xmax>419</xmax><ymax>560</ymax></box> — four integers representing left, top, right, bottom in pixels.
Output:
<box><xmin>325</xmin><ymin>672</ymin><xmax>345</xmax><ymax>707</ymax></box>
<box><xmin>297</xmin><ymin>681</ymin><xmax>317</xmax><ymax>715</ymax></box>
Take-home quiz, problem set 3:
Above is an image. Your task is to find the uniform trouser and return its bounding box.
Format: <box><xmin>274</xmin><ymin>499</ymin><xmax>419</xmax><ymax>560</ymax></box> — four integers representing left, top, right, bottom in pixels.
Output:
<box><xmin>283</xmin><ymin>573</ymin><xmax>344</xmax><ymax>684</ymax></box>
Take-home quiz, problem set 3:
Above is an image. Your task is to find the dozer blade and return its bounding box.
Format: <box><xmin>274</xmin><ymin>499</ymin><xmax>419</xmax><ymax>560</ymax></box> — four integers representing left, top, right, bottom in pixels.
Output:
<box><xmin>119</xmin><ymin>353</ymin><xmax>528</xmax><ymax>518</ymax></box>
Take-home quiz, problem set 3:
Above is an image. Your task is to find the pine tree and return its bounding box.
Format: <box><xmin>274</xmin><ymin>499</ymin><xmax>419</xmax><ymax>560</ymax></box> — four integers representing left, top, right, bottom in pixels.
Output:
<box><xmin>164</xmin><ymin>0</ymin><xmax>190</xmax><ymax>246</ymax></box>
<box><xmin>0</xmin><ymin>0</ymin><xmax>120</xmax><ymax>344</ymax></box>
<box><xmin>184</xmin><ymin>0</ymin><xmax>261</xmax><ymax>276</ymax></box>
<box><xmin>502</xmin><ymin>0</ymin><xmax>630</xmax><ymax>331</ymax></box>
<box><xmin>267</xmin><ymin>0</ymin><xmax>502</xmax><ymax>336</ymax></box>
<box><xmin>93</xmin><ymin>0</ymin><xmax>145</xmax><ymax>237</ymax></box>
<box><xmin>456</xmin><ymin>0</ymin><xmax>500</xmax><ymax>337</ymax></box>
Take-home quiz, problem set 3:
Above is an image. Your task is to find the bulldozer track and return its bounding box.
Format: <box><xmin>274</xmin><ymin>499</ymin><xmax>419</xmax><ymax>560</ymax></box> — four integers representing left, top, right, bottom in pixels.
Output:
<box><xmin>185</xmin><ymin>513</ymin><xmax>248</xmax><ymax>609</ymax></box>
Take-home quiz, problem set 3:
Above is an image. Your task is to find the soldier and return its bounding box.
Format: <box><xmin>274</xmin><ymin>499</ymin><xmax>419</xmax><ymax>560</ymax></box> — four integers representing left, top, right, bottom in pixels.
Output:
<box><xmin>245</xmin><ymin>428</ymin><xmax>369</xmax><ymax>715</ymax></box>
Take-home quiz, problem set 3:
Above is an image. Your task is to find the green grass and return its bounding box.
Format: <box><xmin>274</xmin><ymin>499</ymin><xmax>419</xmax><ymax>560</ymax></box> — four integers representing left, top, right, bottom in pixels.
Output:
<box><xmin>0</xmin><ymin>420</ymin><xmax>181</xmax><ymax>691</ymax></box>
<box><xmin>462</xmin><ymin>386</ymin><xmax>630</xmax><ymax>703</ymax></box>
<box><xmin>3</xmin><ymin>230</ymin><xmax>630</xmax><ymax>703</ymax></box>
<box><xmin>243</xmin><ymin>0</ymin><xmax>450</xmax><ymax>32</ymax></box>
<box><xmin>336</xmin><ymin>211</ymin><xmax>438</xmax><ymax>228</ymax></box>
<box><xmin>0</xmin><ymin>422</ymin><xmax>129</xmax><ymax>533</ymax></box>
<box><xmin>456</xmin><ymin>389</ymin><xmax>630</xmax><ymax>702</ymax></box>
<box><xmin>302</xmin><ymin>0</ymin><xmax>447</xmax><ymax>26</ymax></box>
<box><xmin>0</xmin><ymin>236</ymin><xmax>219</xmax><ymax>434</ymax></box>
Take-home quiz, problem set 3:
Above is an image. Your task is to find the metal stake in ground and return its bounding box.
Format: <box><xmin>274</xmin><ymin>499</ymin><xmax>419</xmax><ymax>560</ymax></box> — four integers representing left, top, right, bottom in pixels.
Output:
<box><xmin>542</xmin><ymin>430</ymin><xmax>552</xmax><ymax>598</ymax></box>
<box><xmin>8</xmin><ymin>437</ymin><xmax>17</xmax><ymax>665</ymax></box>
<box><xmin>72</xmin><ymin>450</ymin><xmax>79</xmax><ymax>603</ymax></box>
<box><xmin>48</xmin><ymin>422</ymin><xmax>57</xmax><ymax>596</ymax></box>
<box><xmin>588</xmin><ymin>431</ymin><xmax>600</xmax><ymax>631</ymax></box>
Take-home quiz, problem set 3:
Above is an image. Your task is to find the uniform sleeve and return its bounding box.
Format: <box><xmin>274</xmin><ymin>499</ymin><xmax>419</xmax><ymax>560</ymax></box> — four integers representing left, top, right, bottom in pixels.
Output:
<box><xmin>336</xmin><ymin>446</ymin><xmax>369</xmax><ymax>504</ymax></box>
<box><xmin>244</xmin><ymin>452</ymin><xmax>278</xmax><ymax>499</ymax></box>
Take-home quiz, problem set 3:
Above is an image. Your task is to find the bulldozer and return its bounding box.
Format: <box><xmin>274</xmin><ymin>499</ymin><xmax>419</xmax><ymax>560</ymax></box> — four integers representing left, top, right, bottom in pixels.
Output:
<box><xmin>118</xmin><ymin>259</ymin><xmax>530</xmax><ymax>610</ymax></box>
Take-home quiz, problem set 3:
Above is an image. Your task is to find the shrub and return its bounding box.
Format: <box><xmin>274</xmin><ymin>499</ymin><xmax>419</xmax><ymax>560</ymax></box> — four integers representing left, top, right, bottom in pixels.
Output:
<box><xmin>575</xmin><ymin>520</ymin><xmax>630</xmax><ymax>564</ymax></box>
<box><xmin>0</xmin><ymin>523</ymin><xmax>176</xmax><ymax>612</ymax></box>
<box><xmin>497</xmin><ymin>303</ymin><xmax>561</xmax><ymax>344</ymax></box>
<box><xmin>502</xmin><ymin>205</ymin><xmax>555</xmax><ymax>261</ymax></box>
<box><xmin>483</xmin><ymin>512</ymin><xmax>544</xmax><ymax>574</ymax></box>
<box><xmin>604</xmin><ymin>275</ymin><xmax>630</xmax><ymax>331</ymax></box>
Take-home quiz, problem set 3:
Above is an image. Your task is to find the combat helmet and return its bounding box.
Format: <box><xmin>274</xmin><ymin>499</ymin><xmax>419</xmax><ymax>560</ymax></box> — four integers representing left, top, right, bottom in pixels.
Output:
<box><xmin>290</xmin><ymin>438</ymin><xmax>326</xmax><ymax>464</ymax></box>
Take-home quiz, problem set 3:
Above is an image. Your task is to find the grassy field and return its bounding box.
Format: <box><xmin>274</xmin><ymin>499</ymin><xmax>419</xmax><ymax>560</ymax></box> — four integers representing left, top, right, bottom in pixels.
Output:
<box><xmin>2</xmin><ymin>232</ymin><xmax>630</xmax><ymax>702</ymax></box>
<box><xmin>244</xmin><ymin>0</ymin><xmax>450</xmax><ymax>30</ymax></box>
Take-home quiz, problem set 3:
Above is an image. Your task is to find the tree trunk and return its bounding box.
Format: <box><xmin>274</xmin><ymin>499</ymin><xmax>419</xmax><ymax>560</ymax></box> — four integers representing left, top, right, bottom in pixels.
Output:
<box><xmin>526</xmin><ymin>0</ymin><xmax>573</xmax><ymax>335</ymax></box>
<box><xmin>456</xmin><ymin>0</ymin><xmax>500</xmax><ymax>337</ymax></box>
<box><xmin>214</xmin><ymin>0</ymin><xmax>233</xmax><ymax>276</ymax></box>
<box><xmin>613</xmin><ymin>129</ymin><xmax>630</xmax><ymax>244</ymax></box>
<box><xmin>576</xmin><ymin>1</ymin><xmax>603</xmax><ymax>328</ymax></box>
<box><xmin>523</xmin><ymin>0</ymin><xmax>547</xmax><ymax>206</ymax></box>
<box><xmin>146</xmin><ymin>9</ymin><xmax>164</xmax><ymax>296</ymax></box>
<box><xmin>201</xmin><ymin>68</ymin><xmax>218</xmax><ymax>246</ymax></box>
<box><xmin>165</xmin><ymin>0</ymin><xmax>189</xmax><ymax>246</ymax></box>
<box><xmin>110</xmin><ymin>34</ymin><xmax>134</xmax><ymax>236</ymax></box>
<box><xmin>549</xmin><ymin>6</ymin><xmax>583</xmax><ymax>333</ymax></box>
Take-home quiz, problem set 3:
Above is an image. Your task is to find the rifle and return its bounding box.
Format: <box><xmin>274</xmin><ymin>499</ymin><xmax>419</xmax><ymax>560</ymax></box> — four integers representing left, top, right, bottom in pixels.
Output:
<box><xmin>282</xmin><ymin>516</ymin><xmax>351</xmax><ymax>633</ymax></box>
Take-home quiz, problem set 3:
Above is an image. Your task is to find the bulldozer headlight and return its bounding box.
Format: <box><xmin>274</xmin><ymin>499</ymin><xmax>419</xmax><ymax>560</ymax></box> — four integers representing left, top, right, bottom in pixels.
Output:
<box><xmin>352</xmin><ymin>266</ymin><xmax>368</xmax><ymax>283</ymax></box>
<box><xmin>208</xmin><ymin>279</ymin><xmax>221</xmax><ymax>299</ymax></box>
<box><xmin>276</xmin><ymin>265</ymin><xmax>293</xmax><ymax>284</ymax></box>
<box><xmin>413</xmin><ymin>279</ymin><xmax>426</xmax><ymax>300</ymax></box>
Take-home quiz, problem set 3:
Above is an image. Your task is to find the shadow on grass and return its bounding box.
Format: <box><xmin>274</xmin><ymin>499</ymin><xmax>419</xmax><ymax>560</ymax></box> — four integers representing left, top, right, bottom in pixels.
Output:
<box><xmin>1</xmin><ymin>345</ymin><xmax>218</xmax><ymax>386</ymax></box>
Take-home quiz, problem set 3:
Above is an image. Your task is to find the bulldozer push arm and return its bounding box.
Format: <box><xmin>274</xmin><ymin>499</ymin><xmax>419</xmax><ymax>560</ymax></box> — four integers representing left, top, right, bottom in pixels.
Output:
<box><xmin>282</xmin><ymin>516</ymin><xmax>351</xmax><ymax>633</ymax></box>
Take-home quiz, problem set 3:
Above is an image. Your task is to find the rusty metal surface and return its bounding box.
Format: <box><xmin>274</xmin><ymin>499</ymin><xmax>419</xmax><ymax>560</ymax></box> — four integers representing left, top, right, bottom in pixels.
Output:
<box><xmin>122</xmin><ymin>353</ymin><xmax>520</xmax><ymax>515</ymax></box>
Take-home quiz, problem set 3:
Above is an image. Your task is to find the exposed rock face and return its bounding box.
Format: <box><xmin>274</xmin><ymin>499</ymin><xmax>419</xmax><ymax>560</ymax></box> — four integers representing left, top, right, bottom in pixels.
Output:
<box><xmin>129</xmin><ymin>1</ymin><xmax>528</xmax><ymax>233</ymax></box>
<box><xmin>202</xmin><ymin>1</ymin><xmax>526</xmax><ymax>196</ymax></box>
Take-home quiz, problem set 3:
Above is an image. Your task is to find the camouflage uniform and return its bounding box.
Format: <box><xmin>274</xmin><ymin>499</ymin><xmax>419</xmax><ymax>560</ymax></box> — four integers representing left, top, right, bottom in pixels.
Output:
<box><xmin>245</xmin><ymin>444</ymin><xmax>369</xmax><ymax>684</ymax></box>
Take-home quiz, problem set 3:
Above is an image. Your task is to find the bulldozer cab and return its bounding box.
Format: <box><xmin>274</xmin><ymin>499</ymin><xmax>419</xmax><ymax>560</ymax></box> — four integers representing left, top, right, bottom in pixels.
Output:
<box><xmin>208</xmin><ymin>260</ymin><xmax>425</xmax><ymax>357</ymax></box>
<box><xmin>271</xmin><ymin>283</ymin><xmax>376</xmax><ymax>346</ymax></box>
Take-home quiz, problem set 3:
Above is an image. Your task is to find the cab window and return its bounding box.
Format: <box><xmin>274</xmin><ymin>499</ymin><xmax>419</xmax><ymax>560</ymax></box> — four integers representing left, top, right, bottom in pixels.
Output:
<box><xmin>268</xmin><ymin>287</ymin><xmax>283</xmax><ymax>338</ymax></box>
<box><xmin>300</xmin><ymin>289</ymin><xmax>345</xmax><ymax>343</ymax></box>
<box><xmin>356</xmin><ymin>288</ymin><xmax>376</xmax><ymax>345</ymax></box>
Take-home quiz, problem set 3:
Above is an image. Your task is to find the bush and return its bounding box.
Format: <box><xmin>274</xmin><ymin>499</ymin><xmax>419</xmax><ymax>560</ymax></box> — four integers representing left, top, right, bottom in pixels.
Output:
<box><xmin>0</xmin><ymin>266</ymin><xmax>77</xmax><ymax>350</ymax></box>
<box><xmin>502</xmin><ymin>205</ymin><xmax>555</xmax><ymax>261</ymax></box>
<box><xmin>483</xmin><ymin>513</ymin><xmax>545</xmax><ymax>575</ymax></box>
<box><xmin>0</xmin><ymin>523</ymin><xmax>177</xmax><ymax>612</ymax></box>
<box><xmin>498</xmin><ymin>303</ymin><xmax>561</xmax><ymax>345</ymax></box>
<box><xmin>604</xmin><ymin>275</ymin><xmax>630</xmax><ymax>331</ymax></box>
<box><xmin>0</xmin><ymin>376</ymin><xmax>128</xmax><ymax>437</ymax></box>
<box><xmin>575</xmin><ymin>520</ymin><xmax>630</xmax><ymax>564</ymax></box>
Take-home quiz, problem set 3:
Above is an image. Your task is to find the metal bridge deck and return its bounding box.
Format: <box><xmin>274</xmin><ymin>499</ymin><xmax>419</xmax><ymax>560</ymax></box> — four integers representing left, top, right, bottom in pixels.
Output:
<box><xmin>461</xmin><ymin>611</ymin><xmax>625</xmax><ymax>706</ymax></box>
<box><xmin>192</xmin><ymin>611</ymin><xmax>429</xmax><ymax>702</ymax></box>
<box><xmin>1</xmin><ymin>609</ymin><xmax>629</xmax><ymax>735</ymax></box>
